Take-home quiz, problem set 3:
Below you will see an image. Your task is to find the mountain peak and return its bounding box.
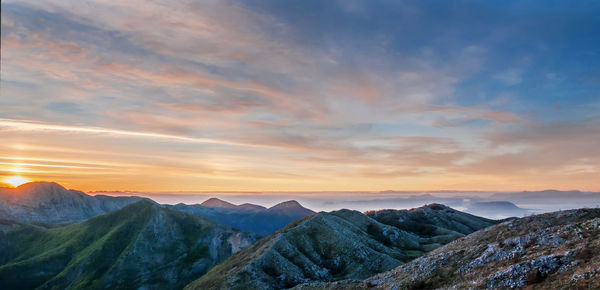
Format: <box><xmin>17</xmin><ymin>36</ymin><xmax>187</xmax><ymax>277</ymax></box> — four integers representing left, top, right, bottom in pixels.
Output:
<box><xmin>269</xmin><ymin>200</ymin><xmax>301</xmax><ymax>209</ymax></box>
<box><xmin>131</xmin><ymin>199</ymin><xmax>157</xmax><ymax>208</ymax></box>
<box><xmin>16</xmin><ymin>181</ymin><xmax>67</xmax><ymax>192</ymax></box>
<box><xmin>237</xmin><ymin>203</ymin><xmax>267</xmax><ymax>211</ymax></box>
<box><xmin>2</xmin><ymin>181</ymin><xmax>81</xmax><ymax>203</ymax></box>
<box><xmin>201</xmin><ymin>197</ymin><xmax>237</xmax><ymax>209</ymax></box>
<box><xmin>465</xmin><ymin>201</ymin><xmax>528</xmax><ymax>219</ymax></box>
<box><xmin>267</xmin><ymin>200</ymin><xmax>314</xmax><ymax>216</ymax></box>
<box><xmin>421</xmin><ymin>203</ymin><xmax>450</xmax><ymax>210</ymax></box>
<box><xmin>0</xmin><ymin>181</ymin><xmax>148</xmax><ymax>223</ymax></box>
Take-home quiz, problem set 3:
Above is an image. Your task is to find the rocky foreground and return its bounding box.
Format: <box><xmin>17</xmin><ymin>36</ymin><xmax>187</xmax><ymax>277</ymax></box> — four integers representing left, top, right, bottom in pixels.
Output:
<box><xmin>295</xmin><ymin>207</ymin><xmax>600</xmax><ymax>289</ymax></box>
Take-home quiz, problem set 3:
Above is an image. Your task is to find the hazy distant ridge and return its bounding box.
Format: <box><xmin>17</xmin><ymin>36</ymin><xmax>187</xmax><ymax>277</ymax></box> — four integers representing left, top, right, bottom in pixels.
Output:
<box><xmin>0</xmin><ymin>182</ymin><xmax>147</xmax><ymax>222</ymax></box>
<box><xmin>167</xmin><ymin>198</ymin><xmax>315</xmax><ymax>235</ymax></box>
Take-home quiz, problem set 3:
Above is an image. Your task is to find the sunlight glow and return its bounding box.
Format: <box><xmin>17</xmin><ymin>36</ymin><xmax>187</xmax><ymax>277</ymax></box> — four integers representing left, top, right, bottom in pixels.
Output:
<box><xmin>3</xmin><ymin>176</ymin><xmax>31</xmax><ymax>187</ymax></box>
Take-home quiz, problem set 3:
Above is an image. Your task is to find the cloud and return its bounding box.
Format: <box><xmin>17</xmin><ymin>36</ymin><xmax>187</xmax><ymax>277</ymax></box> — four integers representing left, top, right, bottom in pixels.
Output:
<box><xmin>1</xmin><ymin>0</ymin><xmax>598</xmax><ymax>191</ymax></box>
<box><xmin>0</xmin><ymin>118</ymin><xmax>262</xmax><ymax>148</ymax></box>
<box><xmin>455</xmin><ymin>121</ymin><xmax>600</xmax><ymax>177</ymax></box>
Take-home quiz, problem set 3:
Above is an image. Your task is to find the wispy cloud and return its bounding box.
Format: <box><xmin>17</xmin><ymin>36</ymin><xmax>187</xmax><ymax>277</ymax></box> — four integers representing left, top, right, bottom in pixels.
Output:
<box><xmin>1</xmin><ymin>0</ymin><xmax>598</xmax><ymax>191</ymax></box>
<box><xmin>0</xmin><ymin>119</ymin><xmax>262</xmax><ymax>148</ymax></box>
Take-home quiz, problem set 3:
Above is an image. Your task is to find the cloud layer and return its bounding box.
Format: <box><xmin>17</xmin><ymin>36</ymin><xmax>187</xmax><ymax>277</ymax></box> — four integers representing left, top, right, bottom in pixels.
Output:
<box><xmin>1</xmin><ymin>0</ymin><xmax>599</xmax><ymax>191</ymax></box>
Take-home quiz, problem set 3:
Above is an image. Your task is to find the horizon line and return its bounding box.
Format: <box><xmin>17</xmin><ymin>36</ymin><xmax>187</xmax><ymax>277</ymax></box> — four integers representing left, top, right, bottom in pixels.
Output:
<box><xmin>3</xmin><ymin>181</ymin><xmax>598</xmax><ymax>194</ymax></box>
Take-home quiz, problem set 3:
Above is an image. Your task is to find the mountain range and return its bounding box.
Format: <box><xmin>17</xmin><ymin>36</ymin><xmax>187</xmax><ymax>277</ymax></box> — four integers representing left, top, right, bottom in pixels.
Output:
<box><xmin>0</xmin><ymin>182</ymin><xmax>315</xmax><ymax>236</ymax></box>
<box><xmin>0</xmin><ymin>182</ymin><xmax>146</xmax><ymax>223</ymax></box>
<box><xmin>166</xmin><ymin>199</ymin><xmax>315</xmax><ymax>235</ymax></box>
<box><xmin>201</xmin><ymin>197</ymin><xmax>267</xmax><ymax>211</ymax></box>
<box><xmin>1</xmin><ymin>182</ymin><xmax>598</xmax><ymax>289</ymax></box>
<box><xmin>0</xmin><ymin>200</ymin><xmax>257</xmax><ymax>289</ymax></box>
<box><xmin>186</xmin><ymin>204</ymin><xmax>498</xmax><ymax>289</ymax></box>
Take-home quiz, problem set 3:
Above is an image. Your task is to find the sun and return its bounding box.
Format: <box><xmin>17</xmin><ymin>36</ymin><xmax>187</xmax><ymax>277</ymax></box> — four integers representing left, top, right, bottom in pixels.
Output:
<box><xmin>3</xmin><ymin>176</ymin><xmax>31</xmax><ymax>187</ymax></box>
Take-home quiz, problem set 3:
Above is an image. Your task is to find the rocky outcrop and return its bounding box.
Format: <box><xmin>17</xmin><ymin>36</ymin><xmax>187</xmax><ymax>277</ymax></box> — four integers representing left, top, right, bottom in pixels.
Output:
<box><xmin>295</xmin><ymin>208</ymin><xmax>600</xmax><ymax>289</ymax></box>
<box><xmin>366</xmin><ymin>203</ymin><xmax>498</xmax><ymax>250</ymax></box>
<box><xmin>0</xmin><ymin>182</ymin><xmax>147</xmax><ymax>223</ymax></box>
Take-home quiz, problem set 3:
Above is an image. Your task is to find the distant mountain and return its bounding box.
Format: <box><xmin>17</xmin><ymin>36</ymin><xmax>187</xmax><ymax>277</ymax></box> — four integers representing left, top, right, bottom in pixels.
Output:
<box><xmin>201</xmin><ymin>197</ymin><xmax>267</xmax><ymax>212</ymax></box>
<box><xmin>267</xmin><ymin>200</ymin><xmax>314</xmax><ymax>216</ymax></box>
<box><xmin>201</xmin><ymin>197</ymin><xmax>239</xmax><ymax>209</ymax></box>
<box><xmin>0</xmin><ymin>182</ymin><xmax>147</xmax><ymax>223</ymax></box>
<box><xmin>465</xmin><ymin>201</ymin><xmax>529</xmax><ymax>219</ymax></box>
<box><xmin>0</xmin><ymin>200</ymin><xmax>257</xmax><ymax>289</ymax></box>
<box><xmin>166</xmin><ymin>199</ymin><xmax>315</xmax><ymax>235</ymax></box>
<box><xmin>491</xmin><ymin>190</ymin><xmax>600</xmax><ymax>203</ymax></box>
<box><xmin>238</xmin><ymin>203</ymin><xmax>268</xmax><ymax>211</ymax></box>
<box><xmin>297</xmin><ymin>207</ymin><xmax>600</xmax><ymax>289</ymax></box>
<box><xmin>486</xmin><ymin>190</ymin><xmax>600</xmax><ymax>213</ymax></box>
<box><xmin>185</xmin><ymin>204</ymin><xmax>497</xmax><ymax>290</ymax></box>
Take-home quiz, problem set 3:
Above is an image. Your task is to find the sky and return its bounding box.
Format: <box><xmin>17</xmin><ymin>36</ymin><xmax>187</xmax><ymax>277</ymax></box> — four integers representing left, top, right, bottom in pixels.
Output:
<box><xmin>1</xmin><ymin>0</ymin><xmax>599</xmax><ymax>192</ymax></box>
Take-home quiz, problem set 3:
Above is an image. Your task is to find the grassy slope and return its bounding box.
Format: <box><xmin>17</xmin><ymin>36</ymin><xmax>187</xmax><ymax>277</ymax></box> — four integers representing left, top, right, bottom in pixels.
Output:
<box><xmin>0</xmin><ymin>201</ymin><xmax>153</xmax><ymax>289</ymax></box>
<box><xmin>0</xmin><ymin>200</ymin><xmax>253</xmax><ymax>289</ymax></box>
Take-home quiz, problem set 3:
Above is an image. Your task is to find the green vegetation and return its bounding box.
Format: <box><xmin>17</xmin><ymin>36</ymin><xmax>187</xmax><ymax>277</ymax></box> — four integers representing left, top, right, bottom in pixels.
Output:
<box><xmin>0</xmin><ymin>200</ymin><xmax>256</xmax><ymax>289</ymax></box>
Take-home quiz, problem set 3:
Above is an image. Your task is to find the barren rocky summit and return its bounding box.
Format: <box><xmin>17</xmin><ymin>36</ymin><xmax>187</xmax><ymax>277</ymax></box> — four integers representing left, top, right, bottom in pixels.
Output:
<box><xmin>295</xmin><ymin>207</ymin><xmax>600</xmax><ymax>289</ymax></box>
